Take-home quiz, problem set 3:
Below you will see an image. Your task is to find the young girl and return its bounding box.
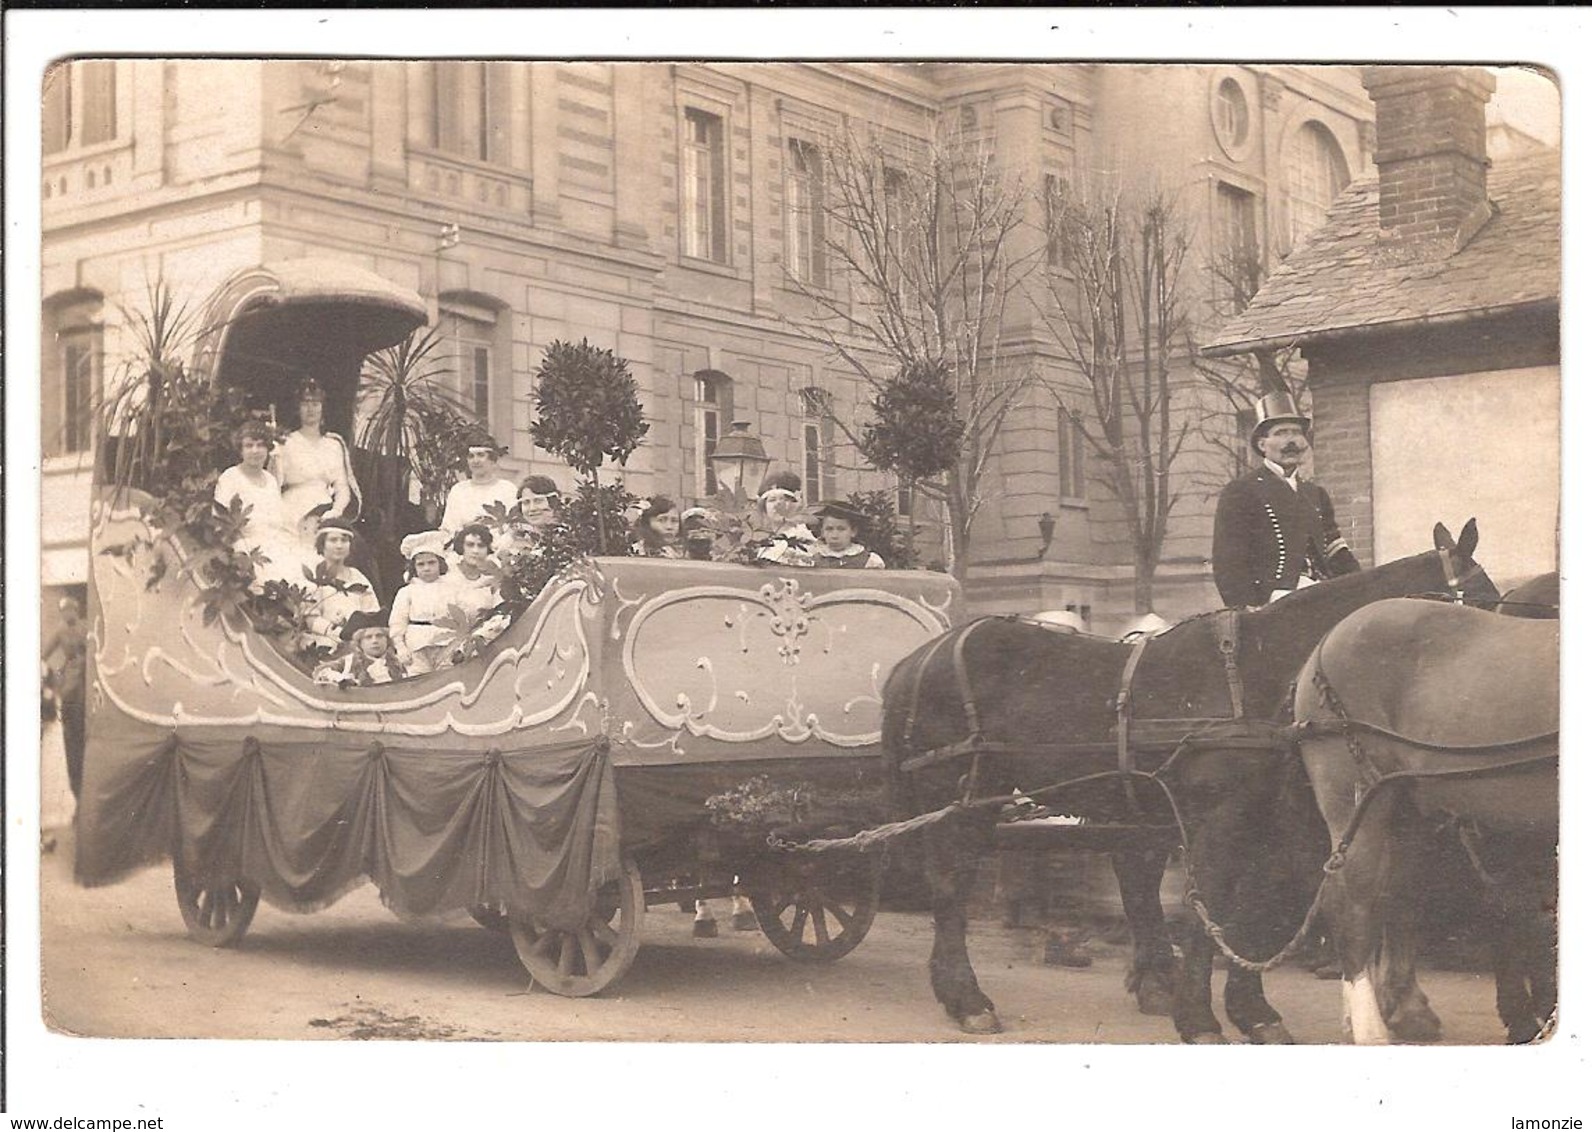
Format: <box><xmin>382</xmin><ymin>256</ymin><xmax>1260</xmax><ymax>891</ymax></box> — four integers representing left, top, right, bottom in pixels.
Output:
<box><xmin>630</xmin><ymin>496</ymin><xmax>683</xmax><ymax>558</ymax></box>
<box><xmin>314</xmin><ymin>610</ymin><xmax>408</xmax><ymax>687</ymax></box>
<box><xmin>389</xmin><ymin>530</ymin><xmax>459</xmax><ymax>675</ymax></box>
<box><xmin>812</xmin><ymin>501</ymin><xmax>885</xmax><ymax>569</ymax></box>
<box><xmin>751</xmin><ymin>470</ymin><xmax>817</xmax><ymax>567</ymax></box>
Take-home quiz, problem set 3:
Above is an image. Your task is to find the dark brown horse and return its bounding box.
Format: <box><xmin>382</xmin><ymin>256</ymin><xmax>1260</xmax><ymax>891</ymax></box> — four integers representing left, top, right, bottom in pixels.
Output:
<box><xmin>1293</xmin><ymin>597</ymin><xmax>1556</xmax><ymax>1043</ymax></box>
<box><xmin>882</xmin><ymin>521</ymin><xmax>1496</xmax><ymax>1041</ymax></box>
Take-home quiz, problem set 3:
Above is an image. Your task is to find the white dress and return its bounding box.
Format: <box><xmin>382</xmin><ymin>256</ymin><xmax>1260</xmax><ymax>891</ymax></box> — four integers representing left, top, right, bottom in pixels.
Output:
<box><xmin>449</xmin><ymin>563</ymin><xmax>502</xmax><ymax>621</ymax></box>
<box><xmin>214</xmin><ymin>465</ymin><xmax>300</xmax><ymax>583</ymax></box>
<box><xmin>272</xmin><ymin>430</ymin><xmax>358</xmax><ymax>548</ymax></box>
<box><xmin>306</xmin><ymin>565</ymin><xmax>380</xmax><ymax>648</ymax></box>
<box><xmin>389</xmin><ymin>577</ymin><xmax>462</xmax><ymax>672</ymax></box>
<box><xmin>440</xmin><ymin>477</ymin><xmax>519</xmax><ymax>538</ymax></box>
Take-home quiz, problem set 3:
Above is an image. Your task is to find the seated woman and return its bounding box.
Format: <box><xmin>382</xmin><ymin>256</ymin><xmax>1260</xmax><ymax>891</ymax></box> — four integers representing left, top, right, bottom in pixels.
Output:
<box><xmin>304</xmin><ymin>517</ymin><xmax>379</xmax><ymax>654</ymax></box>
<box><xmin>271</xmin><ymin>376</ymin><xmax>360</xmax><ymax>562</ymax></box>
<box><xmin>630</xmin><ymin>496</ymin><xmax>683</xmax><ymax>559</ymax></box>
<box><xmin>314</xmin><ymin>610</ymin><xmax>407</xmax><ymax>687</ymax></box>
<box><xmin>389</xmin><ymin>530</ymin><xmax>459</xmax><ymax>675</ymax></box>
<box><xmin>498</xmin><ymin>474</ymin><xmax>563</xmax><ymax>563</ymax></box>
<box><xmin>214</xmin><ymin>420</ymin><xmax>298</xmax><ymax>584</ymax></box>
<box><xmin>449</xmin><ymin>523</ymin><xmax>504</xmax><ymax>618</ymax></box>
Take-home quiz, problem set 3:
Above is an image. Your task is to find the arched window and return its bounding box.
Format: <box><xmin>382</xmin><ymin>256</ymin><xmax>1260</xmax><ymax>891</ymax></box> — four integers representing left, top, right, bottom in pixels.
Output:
<box><xmin>692</xmin><ymin>371</ymin><xmax>734</xmax><ymax>497</ymax></box>
<box><xmin>1286</xmin><ymin>122</ymin><xmax>1350</xmax><ymax>250</ymax></box>
<box><xmin>42</xmin><ymin>291</ymin><xmax>104</xmax><ymax>459</ymax></box>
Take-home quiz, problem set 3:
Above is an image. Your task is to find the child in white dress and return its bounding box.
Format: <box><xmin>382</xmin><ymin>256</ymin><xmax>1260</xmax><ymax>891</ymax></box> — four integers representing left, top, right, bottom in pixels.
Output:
<box><xmin>389</xmin><ymin>530</ymin><xmax>459</xmax><ymax>675</ymax></box>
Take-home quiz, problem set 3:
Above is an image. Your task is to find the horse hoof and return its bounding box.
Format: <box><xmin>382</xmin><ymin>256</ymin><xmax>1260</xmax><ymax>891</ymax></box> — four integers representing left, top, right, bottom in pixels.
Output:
<box><xmin>958</xmin><ymin>1009</ymin><xmax>1003</xmax><ymax>1035</ymax></box>
<box><xmin>1133</xmin><ymin>972</ymin><xmax>1175</xmax><ymax>1017</ymax></box>
<box><xmin>1185</xmin><ymin>1031</ymin><xmax>1228</xmax><ymax>1045</ymax></box>
<box><xmin>1247</xmin><ymin>1021</ymin><xmax>1295</xmax><ymax>1045</ymax></box>
<box><xmin>1387</xmin><ymin>1002</ymin><xmax>1442</xmax><ymax>1044</ymax></box>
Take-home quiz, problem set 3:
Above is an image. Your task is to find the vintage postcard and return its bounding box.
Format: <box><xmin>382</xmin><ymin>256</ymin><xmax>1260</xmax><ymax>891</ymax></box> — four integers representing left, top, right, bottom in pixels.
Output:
<box><xmin>6</xmin><ymin>7</ymin><xmax>1584</xmax><ymax>1129</ymax></box>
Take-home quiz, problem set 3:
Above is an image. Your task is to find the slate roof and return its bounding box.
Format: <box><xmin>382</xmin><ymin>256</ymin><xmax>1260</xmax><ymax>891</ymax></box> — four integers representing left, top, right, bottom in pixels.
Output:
<box><xmin>1203</xmin><ymin>150</ymin><xmax>1561</xmax><ymax>356</ymax></box>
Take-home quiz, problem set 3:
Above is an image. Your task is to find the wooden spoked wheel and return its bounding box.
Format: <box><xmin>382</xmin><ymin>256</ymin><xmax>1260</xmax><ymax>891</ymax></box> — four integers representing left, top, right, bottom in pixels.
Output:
<box><xmin>174</xmin><ymin>868</ymin><xmax>261</xmax><ymax>948</ymax></box>
<box><xmin>752</xmin><ymin>855</ymin><xmax>883</xmax><ymax>963</ymax></box>
<box><xmin>510</xmin><ymin>856</ymin><xmax>645</xmax><ymax>997</ymax></box>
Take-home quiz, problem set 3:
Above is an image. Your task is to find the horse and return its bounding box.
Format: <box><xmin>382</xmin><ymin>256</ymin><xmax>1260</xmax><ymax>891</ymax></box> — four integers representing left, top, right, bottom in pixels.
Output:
<box><xmin>881</xmin><ymin>520</ymin><xmax>1497</xmax><ymax>1041</ymax></box>
<box><xmin>1498</xmin><ymin>571</ymin><xmax>1559</xmax><ymax>619</ymax></box>
<box><xmin>1292</xmin><ymin>597</ymin><xmax>1557</xmax><ymax>1044</ymax></box>
<box><xmin>1485</xmin><ymin>570</ymin><xmax>1560</xmax><ymax>1040</ymax></box>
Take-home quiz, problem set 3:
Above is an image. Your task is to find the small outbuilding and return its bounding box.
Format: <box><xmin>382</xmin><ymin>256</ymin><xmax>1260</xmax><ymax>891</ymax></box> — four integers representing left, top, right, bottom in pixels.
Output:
<box><xmin>1203</xmin><ymin>67</ymin><xmax>1560</xmax><ymax>587</ymax></box>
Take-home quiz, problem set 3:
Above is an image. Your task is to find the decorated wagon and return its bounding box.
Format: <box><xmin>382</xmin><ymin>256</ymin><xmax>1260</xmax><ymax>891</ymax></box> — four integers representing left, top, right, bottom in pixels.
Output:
<box><xmin>75</xmin><ymin>260</ymin><xmax>959</xmax><ymax>997</ymax></box>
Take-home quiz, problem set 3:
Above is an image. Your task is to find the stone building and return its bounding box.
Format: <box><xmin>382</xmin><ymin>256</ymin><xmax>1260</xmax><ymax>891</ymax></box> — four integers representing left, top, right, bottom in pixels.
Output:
<box><xmin>1204</xmin><ymin>67</ymin><xmax>1560</xmax><ymax>589</ymax></box>
<box><xmin>40</xmin><ymin>60</ymin><xmax>1375</xmax><ymax>630</ymax></box>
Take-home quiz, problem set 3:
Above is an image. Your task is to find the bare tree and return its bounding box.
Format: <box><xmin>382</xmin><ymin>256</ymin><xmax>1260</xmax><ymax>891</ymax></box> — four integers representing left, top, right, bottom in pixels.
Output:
<box><xmin>784</xmin><ymin>121</ymin><xmax>1036</xmax><ymax>580</ymax></box>
<box><xmin>1035</xmin><ymin>178</ymin><xmax>1196</xmax><ymax>614</ymax></box>
<box><xmin>1191</xmin><ymin>235</ymin><xmax>1342</xmax><ymax>490</ymax></box>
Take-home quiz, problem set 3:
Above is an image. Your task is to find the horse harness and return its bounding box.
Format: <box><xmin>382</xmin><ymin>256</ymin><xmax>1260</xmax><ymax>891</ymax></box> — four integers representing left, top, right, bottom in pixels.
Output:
<box><xmin>1290</xmin><ymin>644</ymin><xmax>1558</xmax><ymax>881</ymax></box>
<box><xmin>897</xmin><ymin>608</ymin><xmax>1289</xmax><ymax>810</ymax></box>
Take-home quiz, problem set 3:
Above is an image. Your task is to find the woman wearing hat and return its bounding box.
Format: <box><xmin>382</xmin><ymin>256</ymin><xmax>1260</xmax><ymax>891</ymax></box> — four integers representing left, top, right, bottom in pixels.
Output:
<box><xmin>271</xmin><ymin>377</ymin><xmax>360</xmax><ymax>557</ymax></box>
<box><xmin>1211</xmin><ymin>391</ymin><xmax>1359</xmax><ymax>609</ymax></box>
<box><xmin>305</xmin><ymin>517</ymin><xmax>380</xmax><ymax>653</ymax></box>
<box><xmin>389</xmin><ymin>530</ymin><xmax>459</xmax><ymax>674</ymax></box>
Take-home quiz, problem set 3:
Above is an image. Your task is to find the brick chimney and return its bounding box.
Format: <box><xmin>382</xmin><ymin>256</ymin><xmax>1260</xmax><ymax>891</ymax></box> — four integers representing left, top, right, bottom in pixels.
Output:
<box><xmin>1362</xmin><ymin>66</ymin><xmax>1496</xmax><ymax>251</ymax></box>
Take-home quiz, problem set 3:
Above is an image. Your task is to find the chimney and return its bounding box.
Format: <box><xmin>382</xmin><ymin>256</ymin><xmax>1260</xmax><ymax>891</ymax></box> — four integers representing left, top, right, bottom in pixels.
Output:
<box><xmin>1361</xmin><ymin>66</ymin><xmax>1496</xmax><ymax>251</ymax></box>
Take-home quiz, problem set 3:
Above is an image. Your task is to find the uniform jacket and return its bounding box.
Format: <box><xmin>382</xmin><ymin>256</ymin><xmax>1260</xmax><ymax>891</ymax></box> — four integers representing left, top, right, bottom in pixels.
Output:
<box><xmin>1211</xmin><ymin>465</ymin><xmax>1359</xmax><ymax>608</ymax></box>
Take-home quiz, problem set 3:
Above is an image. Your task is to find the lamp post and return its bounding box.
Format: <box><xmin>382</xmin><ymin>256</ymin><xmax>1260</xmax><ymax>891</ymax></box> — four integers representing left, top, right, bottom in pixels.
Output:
<box><xmin>707</xmin><ymin>420</ymin><xmax>772</xmax><ymax>504</ymax></box>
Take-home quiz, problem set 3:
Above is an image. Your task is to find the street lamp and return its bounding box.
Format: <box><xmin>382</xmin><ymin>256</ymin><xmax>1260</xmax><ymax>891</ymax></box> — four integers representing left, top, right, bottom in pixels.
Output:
<box><xmin>707</xmin><ymin>420</ymin><xmax>772</xmax><ymax>502</ymax></box>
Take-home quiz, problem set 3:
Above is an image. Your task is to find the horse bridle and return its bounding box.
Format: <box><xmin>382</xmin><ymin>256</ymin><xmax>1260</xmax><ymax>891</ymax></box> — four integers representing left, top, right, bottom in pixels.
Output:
<box><xmin>1436</xmin><ymin>545</ymin><xmax>1488</xmax><ymax>602</ymax></box>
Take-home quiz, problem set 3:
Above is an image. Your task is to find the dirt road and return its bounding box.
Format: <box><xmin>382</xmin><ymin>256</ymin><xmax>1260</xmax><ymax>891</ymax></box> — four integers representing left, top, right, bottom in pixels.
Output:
<box><xmin>37</xmin><ymin>828</ymin><xmax>1510</xmax><ymax>1047</ymax></box>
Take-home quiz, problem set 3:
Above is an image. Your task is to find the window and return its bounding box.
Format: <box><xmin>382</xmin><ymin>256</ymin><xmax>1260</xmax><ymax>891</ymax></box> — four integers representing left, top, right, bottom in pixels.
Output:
<box><xmin>43</xmin><ymin>66</ymin><xmax>71</xmax><ymax>154</ymax></box>
<box><xmin>1215</xmin><ymin>78</ymin><xmax>1250</xmax><ymax>154</ymax></box>
<box><xmin>421</xmin><ymin>61</ymin><xmax>510</xmax><ymax>164</ymax></box>
<box><xmin>1057</xmin><ymin>408</ymin><xmax>1087</xmax><ymax>501</ymax></box>
<box><xmin>1287</xmin><ymin>122</ymin><xmax>1350</xmax><ymax>249</ymax></box>
<box><xmin>694</xmin><ymin>373</ymin><xmax>733</xmax><ymax>496</ymax></box>
<box><xmin>882</xmin><ymin>166</ymin><xmax>908</xmax><ymax>279</ymax></box>
<box><xmin>43</xmin><ymin>60</ymin><xmax>117</xmax><ymax>156</ymax></box>
<box><xmin>42</xmin><ymin>296</ymin><xmax>103</xmax><ymax>459</ymax></box>
<box><xmin>681</xmin><ymin>108</ymin><xmax>727</xmax><ymax>263</ymax></box>
<box><xmin>1233</xmin><ymin>404</ymin><xmax>1258</xmax><ymax>477</ymax></box>
<box><xmin>1044</xmin><ymin>174</ymin><xmax>1069</xmax><ymax>269</ymax></box>
<box><xmin>80</xmin><ymin>61</ymin><xmax>117</xmax><ymax>146</ymax></box>
<box><xmin>896</xmin><ymin>479</ymin><xmax>913</xmax><ymax>518</ymax></box>
<box><xmin>440</xmin><ymin>303</ymin><xmax>498</xmax><ymax>429</ymax></box>
<box><xmin>1215</xmin><ymin>182</ymin><xmax>1261</xmax><ymax>312</ymax></box>
<box><xmin>800</xmin><ymin>387</ymin><xmax>836</xmax><ymax>502</ymax></box>
<box><xmin>785</xmin><ymin>138</ymin><xmax>825</xmax><ymax>284</ymax></box>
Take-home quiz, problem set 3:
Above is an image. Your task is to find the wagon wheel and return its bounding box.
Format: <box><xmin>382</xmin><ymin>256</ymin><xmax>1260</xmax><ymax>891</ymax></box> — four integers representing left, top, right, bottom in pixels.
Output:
<box><xmin>752</xmin><ymin>855</ymin><xmax>882</xmax><ymax>963</ymax></box>
<box><xmin>510</xmin><ymin>856</ymin><xmax>644</xmax><ymax>997</ymax></box>
<box><xmin>173</xmin><ymin>867</ymin><xmax>260</xmax><ymax>948</ymax></box>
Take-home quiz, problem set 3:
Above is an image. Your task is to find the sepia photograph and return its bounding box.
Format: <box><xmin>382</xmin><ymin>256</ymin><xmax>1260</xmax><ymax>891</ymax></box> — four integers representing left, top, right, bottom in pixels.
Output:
<box><xmin>5</xmin><ymin>7</ymin><xmax>1584</xmax><ymax>1128</ymax></box>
